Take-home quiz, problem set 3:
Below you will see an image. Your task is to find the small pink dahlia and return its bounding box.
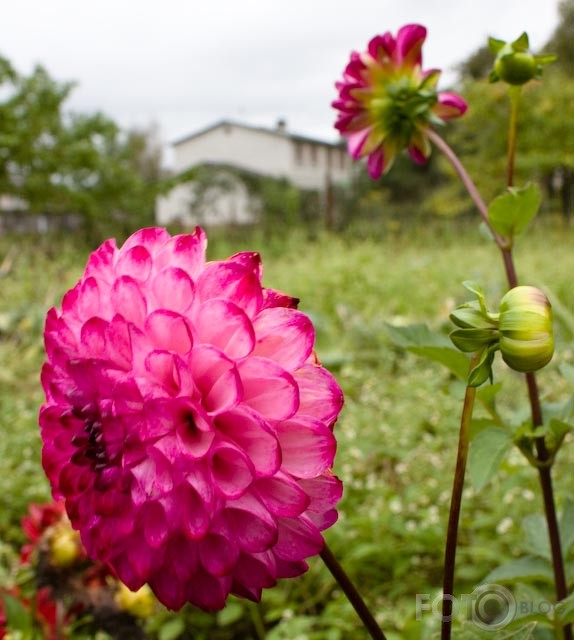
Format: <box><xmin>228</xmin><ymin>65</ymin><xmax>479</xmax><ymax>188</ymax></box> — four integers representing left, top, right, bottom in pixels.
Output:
<box><xmin>39</xmin><ymin>227</ymin><xmax>343</xmax><ymax>611</ymax></box>
<box><xmin>333</xmin><ymin>24</ymin><xmax>467</xmax><ymax>178</ymax></box>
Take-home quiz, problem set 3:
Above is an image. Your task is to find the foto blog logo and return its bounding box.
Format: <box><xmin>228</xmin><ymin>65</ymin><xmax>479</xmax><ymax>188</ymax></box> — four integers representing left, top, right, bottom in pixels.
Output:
<box><xmin>415</xmin><ymin>584</ymin><xmax>552</xmax><ymax>630</ymax></box>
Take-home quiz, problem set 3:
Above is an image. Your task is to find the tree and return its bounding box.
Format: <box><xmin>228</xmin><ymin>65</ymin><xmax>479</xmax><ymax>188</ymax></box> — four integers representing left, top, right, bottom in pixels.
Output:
<box><xmin>0</xmin><ymin>55</ymin><xmax>163</xmax><ymax>241</ymax></box>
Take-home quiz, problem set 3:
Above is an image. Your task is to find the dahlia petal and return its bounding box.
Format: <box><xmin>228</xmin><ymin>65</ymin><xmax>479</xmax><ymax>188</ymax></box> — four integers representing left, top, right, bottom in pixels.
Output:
<box><xmin>199</xmin><ymin>531</ymin><xmax>239</xmax><ymax>576</ymax></box>
<box><xmin>276</xmin><ymin>417</ymin><xmax>336</xmax><ymax>478</ymax></box>
<box><xmin>145</xmin><ymin>310</ymin><xmax>193</xmax><ymax>354</ymax></box>
<box><xmin>252</xmin><ymin>308</ymin><xmax>314</xmax><ymax>371</ymax></box>
<box><xmin>215</xmin><ymin>406</ymin><xmax>280</xmax><ymax>477</ymax></box>
<box><xmin>368</xmin><ymin>33</ymin><xmax>395</xmax><ymax>61</ymax></box>
<box><xmin>77</xmin><ymin>277</ymin><xmax>101</xmax><ymax>321</ymax></box>
<box><xmin>395</xmin><ymin>24</ymin><xmax>426</xmax><ymax>66</ymax></box>
<box><xmin>238</xmin><ymin>357</ymin><xmax>299</xmax><ymax>420</ymax></box>
<box><xmin>110</xmin><ymin>276</ymin><xmax>147</xmax><ymax>327</ymax></box>
<box><xmin>272</xmin><ymin>555</ymin><xmax>308</xmax><ymax>579</ymax></box>
<box><xmin>195</xmin><ymin>299</ymin><xmax>255</xmax><ymax>359</ymax></box>
<box><xmin>346</xmin><ymin>128</ymin><xmax>372</xmax><ymax>159</ymax></box>
<box><xmin>197</xmin><ymin>261</ymin><xmax>263</xmax><ymax>318</ymax></box>
<box><xmin>231</xmin><ymin>552</ymin><xmax>277</xmax><ymax>600</ymax></box>
<box><xmin>131</xmin><ymin>449</ymin><xmax>174</xmax><ymax>499</ymax></box>
<box><xmin>274</xmin><ymin>516</ymin><xmax>324</xmax><ymax>561</ymax></box>
<box><xmin>155</xmin><ymin>228</ymin><xmax>207</xmax><ymax>278</ymax></box>
<box><xmin>175</xmin><ymin>485</ymin><xmax>211</xmax><ymax>540</ymax></box>
<box><xmin>229</xmin><ymin>251</ymin><xmax>263</xmax><ymax>279</ymax></box>
<box><xmin>145</xmin><ymin>350</ymin><xmax>180</xmax><ymax>395</ymax></box>
<box><xmin>408</xmin><ymin>144</ymin><xmax>428</xmax><ymax>165</ymax></box>
<box><xmin>84</xmin><ymin>238</ymin><xmax>117</xmax><ymax>282</ymax></box>
<box><xmin>434</xmin><ymin>92</ymin><xmax>468</xmax><ymax>121</ymax></box>
<box><xmin>121</xmin><ymin>227</ymin><xmax>171</xmax><ymax>255</ymax></box>
<box><xmin>225</xmin><ymin>494</ymin><xmax>278</xmax><ymax>552</ymax></box>
<box><xmin>298</xmin><ymin>471</ymin><xmax>344</xmax><ymax>512</ymax></box>
<box><xmin>154</xmin><ymin>424</ymin><xmax>214</xmax><ymax>462</ymax></box>
<box><xmin>211</xmin><ymin>442</ymin><xmax>254</xmax><ymax>498</ymax></box>
<box><xmin>294</xmin><ymin>363</ymin><xmax>344</xmax><ymax>426</ymax></box>
<box><xmin>307</xmin><ymin>508</ymin><xmax>339</xmax><ymax>531</ymax></box>
<box><xmin>149</xmin><ymin>572</ymin><xmax>187</xmax><ymax>610</ymax></box>
<box><xmin>152</xmin><ymin>267</ymin><xmax>195</xmax><ymax>314</ymax></box>
<box><xmin>367</xmin><ymin>147</ymin><xmax>386</xmax><ymax>179</ymax></box>
<box><xmin>138</xmin><ymin>501</ymin><xmax>169</xmax><ymax>548</ymax></box>
<box><xmin>115</xmin><ymin>245</ymin><xmax>152</xmax><ymax>282</ymax></box>
<box><xmin>254</xmin><ymin>474</ymin><xmax>310</xmax><ymax>517</ymax></box>
<box><xmin>111</xmin><ymin>550</ymin><xmax>147</xmax><ymax>592</ymax></box>
<box><xmin>261</xmin><ymin>288</ymin><xmax>299</xmax><ymax>310</ymax></box>
<box><xmin>187</xmin><ymin>571</ymin><xmax>230</xmax><ymax>611</ymax></box>
<box><xmin>190</xmin><ymin>345</ymin><xmax>242</xmax><ymax>414</ymax></box>
<box><xmin>107</xmin><ymin>314</ymin><xmax>133</xmax><ymax>369</ymax></box>
<box><xmin>80</xmin><ymin>317</ymin><xmax>108</xmax><ymax>359</ymax></box>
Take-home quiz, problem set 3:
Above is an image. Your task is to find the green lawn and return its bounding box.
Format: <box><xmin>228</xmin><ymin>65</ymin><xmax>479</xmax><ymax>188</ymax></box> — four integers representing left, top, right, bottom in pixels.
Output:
<box><xmin>1</xmin><ymin>222</ymin><xmax>573</xmax><ymax>639</ymax></box>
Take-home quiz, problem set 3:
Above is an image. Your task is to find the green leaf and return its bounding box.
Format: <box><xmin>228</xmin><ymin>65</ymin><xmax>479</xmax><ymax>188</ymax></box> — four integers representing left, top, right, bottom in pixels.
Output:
<box><xmin>477</xmin><ymin>382</ymin><xmax>503</xmax><ymax>411</ymax></box>
<box><xmin>489</xmin><ymin>37</ymin><xmax>507</xmax><ymax>54</ymax></box>
<box><xmin>483</xmin><ymin>556</ymin><xmax>554</xmax><ymax>585</ymax></box>
<box><xmin>512</xmin><ymin>33</ymin><xmax>530</xmax><ymax>52</ymax></box>
<box><xmin>0</xmin><ymin>592</ymin><xmax>33</xmax><ymax>636</ymax></box>
<box><xmin>498</xmin><ymin>622</ymin><xmax>537</xmax><ymax>639</ymax></box>
<box><xmin>468</xmin><ymin>427</ymin><xmax>512</xmax><ymax>490</ymax></box>
<box><xmin>554</xmin><ymin>592</ymin><xmax>574</xmax><ymax>625</ymax></box>
<box><xmin>487</xmin><ymin>184</ymin><xmax>541</xmax><ymax>239</ymax></box>
<box><xmin>158</xmin><ymin>618</ymin><xmax>186</xmax><ymax>640</ymax></box>
<box><xmin>468</xmin><ymin>349</ymin><xmax>496</xmax><ymax>388</ymax></box>
<box><xmin>386</xmin><ymin>323</ymin><xmax>469</xmax><ymax>379</ymax></box>
<box><xmin>217</xmin><ymin>602</ymin><xmax>245</xmax><ymax>626</ymax></box>
<box><xmin>522</xmin><ymin>514</ymin><xmax>550</xmax><ymax>560</ymax></box>
<box><xmin>547</xmin><ymin>418</ymin><xmax>573</xmax><ymax>451</ymax></box>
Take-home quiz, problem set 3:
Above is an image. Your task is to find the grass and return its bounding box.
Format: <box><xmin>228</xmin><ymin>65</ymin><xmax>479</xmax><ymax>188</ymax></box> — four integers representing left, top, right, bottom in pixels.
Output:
<box><xmin>1</xmin><ymin>221</ymin><xmax>573</xmax><ymax>639</ymax></box>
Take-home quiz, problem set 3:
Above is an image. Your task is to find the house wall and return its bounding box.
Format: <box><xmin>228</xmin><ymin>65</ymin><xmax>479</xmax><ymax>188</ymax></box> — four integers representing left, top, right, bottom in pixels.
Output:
<box><xmin>174</xmin><ymin>124</ymin><xmax>293</xmax><ymax>179</ymax></box>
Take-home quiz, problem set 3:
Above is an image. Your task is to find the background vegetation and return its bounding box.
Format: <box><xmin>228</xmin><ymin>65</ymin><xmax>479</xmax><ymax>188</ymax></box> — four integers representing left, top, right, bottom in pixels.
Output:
<box><xmin>2</xmin><ymin>1</ymin><xmax>574</xmax><ymax>637</ymax></box>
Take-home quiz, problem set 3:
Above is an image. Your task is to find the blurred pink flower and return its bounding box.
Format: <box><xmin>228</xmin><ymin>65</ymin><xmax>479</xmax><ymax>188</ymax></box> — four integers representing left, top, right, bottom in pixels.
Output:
<box><xmin>40</xmin><ymin>227</ymin><xmax>343</xmax><ymax>611</ymax></box>
<box><xmin>333</xmin><ymin>24</ymin><xmax>467</xmax><ymax>178</ymax></box>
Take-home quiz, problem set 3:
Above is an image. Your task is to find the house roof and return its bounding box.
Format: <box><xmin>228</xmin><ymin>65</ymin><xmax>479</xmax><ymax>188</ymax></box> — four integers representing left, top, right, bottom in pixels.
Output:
<box><xmin>172</xmin><ymin>119</ymin><xmax>345</xmax><ymax>149</ymax></box>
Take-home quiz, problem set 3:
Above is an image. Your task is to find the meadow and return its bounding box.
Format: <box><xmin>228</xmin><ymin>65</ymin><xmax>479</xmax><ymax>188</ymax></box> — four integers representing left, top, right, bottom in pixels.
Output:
<box><xmin>1</xmin><ymin>220</ymin><xmax>573</xmax><ymax>639</ymax></box>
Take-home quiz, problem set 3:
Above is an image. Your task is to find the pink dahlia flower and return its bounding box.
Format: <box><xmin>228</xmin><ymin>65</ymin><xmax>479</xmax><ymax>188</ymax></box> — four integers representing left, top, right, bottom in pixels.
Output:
<box><xmin>333</xmin><ymin>24</ymin><xmax>467</xmax><ymax>178</ymax></box>
<box><xmin>40</xmin><ymin>227</ymin><xmax>343</xmax><ymax>611</ymax></box>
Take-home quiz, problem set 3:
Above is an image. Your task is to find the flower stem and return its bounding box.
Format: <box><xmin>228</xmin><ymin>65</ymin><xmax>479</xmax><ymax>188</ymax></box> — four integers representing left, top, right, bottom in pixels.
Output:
<box><xmin>320</xmin><ymin>543</ymin><xmax>387</xmax><ymax>640</ymax></box>
<box><xmin>506</xmin><ymin>87</ymin><xmax>521</xmax><ymax>188</ymax></box>
<box><xmin>441</xmin><ymin>356</ymin><xmax>479</xmax><ymax>640</ymax></box>
<box><xmin>431</xmin><ymin>130</ymin><xmax>572</xmax><ymax>639</ymax></box>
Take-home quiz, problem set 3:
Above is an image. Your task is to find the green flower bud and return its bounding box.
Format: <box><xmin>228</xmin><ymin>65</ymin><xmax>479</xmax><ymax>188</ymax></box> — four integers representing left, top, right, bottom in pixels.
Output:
<box><xmin>494</xmin><ymin>51</ymin><xmax>537</xmax><ymax>85</ymax></box>
<box><xmin>488</xmin><ymin>33</ymin><xmax>556</xmax><ymax>86</ymax></box>
<box><xmin>498</xmin><ymin>286</ymin><xmax>554</xmax><ymax>372</ymax></box>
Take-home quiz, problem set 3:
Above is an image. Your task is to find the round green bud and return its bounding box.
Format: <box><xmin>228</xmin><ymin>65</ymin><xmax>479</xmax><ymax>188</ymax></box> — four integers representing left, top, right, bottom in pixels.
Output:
<box><xmin>498</xmin><ymin>286</ymin><xmax>554</xmax><ymax>372</ymax></box>
<box><xmin>494</xmin><ymin>52</ymin><xmax>537</xmax><ymax>86</ymax></box>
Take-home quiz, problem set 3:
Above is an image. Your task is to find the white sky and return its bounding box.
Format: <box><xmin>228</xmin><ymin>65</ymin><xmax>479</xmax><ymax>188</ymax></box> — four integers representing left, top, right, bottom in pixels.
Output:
<box><xmin>0</xmin><ymin>0</ymin><xmax>562</xmax><ymax>157</ymax></box>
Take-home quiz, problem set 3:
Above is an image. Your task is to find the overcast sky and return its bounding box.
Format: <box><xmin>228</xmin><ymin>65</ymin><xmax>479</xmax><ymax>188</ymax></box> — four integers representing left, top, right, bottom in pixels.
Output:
<box><xmin>0</xmin><ymin>0</ymin><xmax>562</xmax><ymax>158</ymax></box>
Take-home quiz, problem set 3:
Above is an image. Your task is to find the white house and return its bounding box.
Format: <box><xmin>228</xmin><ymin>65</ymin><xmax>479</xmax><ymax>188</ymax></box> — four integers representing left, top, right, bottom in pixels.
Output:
<box><xmin>156</xmin><ymin>120</ymin><xmax>353</xmax><ymax>227</ymax></box>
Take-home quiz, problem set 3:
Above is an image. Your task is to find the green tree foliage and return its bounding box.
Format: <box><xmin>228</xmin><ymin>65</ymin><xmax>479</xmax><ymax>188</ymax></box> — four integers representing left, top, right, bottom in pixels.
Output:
<box><xmin>0</xmin><ymin>54</ymin><xmax>162</xmax><ymax>241</ymax></box>
<box><xmin>545</xmin><ymin>0</ymin><xmax>574</xmax><ymax>72</ymax></box>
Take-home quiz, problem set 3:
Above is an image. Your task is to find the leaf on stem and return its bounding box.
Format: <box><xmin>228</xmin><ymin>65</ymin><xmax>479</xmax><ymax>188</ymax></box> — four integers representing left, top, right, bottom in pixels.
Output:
<box><xmin>468</xmin><ymin>426</ymin><xmax>512</xmax><ymax>491</ymax></box>
<box><xmin>487</xmin><ymin>184</ymin><xmax>541</xmax><ymax>240</ymax></box>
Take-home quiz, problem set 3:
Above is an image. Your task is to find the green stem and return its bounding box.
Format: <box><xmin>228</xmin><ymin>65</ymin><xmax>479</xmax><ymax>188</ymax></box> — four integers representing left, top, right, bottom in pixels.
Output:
<box><xmin>248</xmin><ymin>602</ymin><xmax>267</xmax><ymax>640</ymax></box>
<box><xmin>506</xmin><ymin>87</ymin><xmax>521</xmax><ymax>188</ymax></box>
<box><xmin>441</xmin><ymin>355</ymin><xmax>479</xmax><ymax>640</ymax></box>
<box><xmin>320</xmin><ymin>543</ymin><xmax>387</xmax><ymax>640</ymax></box>
<box><xmin>432</xmin><ymin>130</ymin><xmax>572</xmax><ymax>640</ymax></box>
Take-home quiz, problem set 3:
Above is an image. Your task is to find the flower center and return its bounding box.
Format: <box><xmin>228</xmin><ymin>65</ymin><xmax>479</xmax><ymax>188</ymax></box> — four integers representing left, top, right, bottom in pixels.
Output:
<box><xmin>370</xmin><ymin>77</ymin><xmax>437</xmax><ymax>147</ymax></box>
<box><xmin>71</xmin><ymin>409</ymin><xmax>109</xmax><ymax>472</ymax></box>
